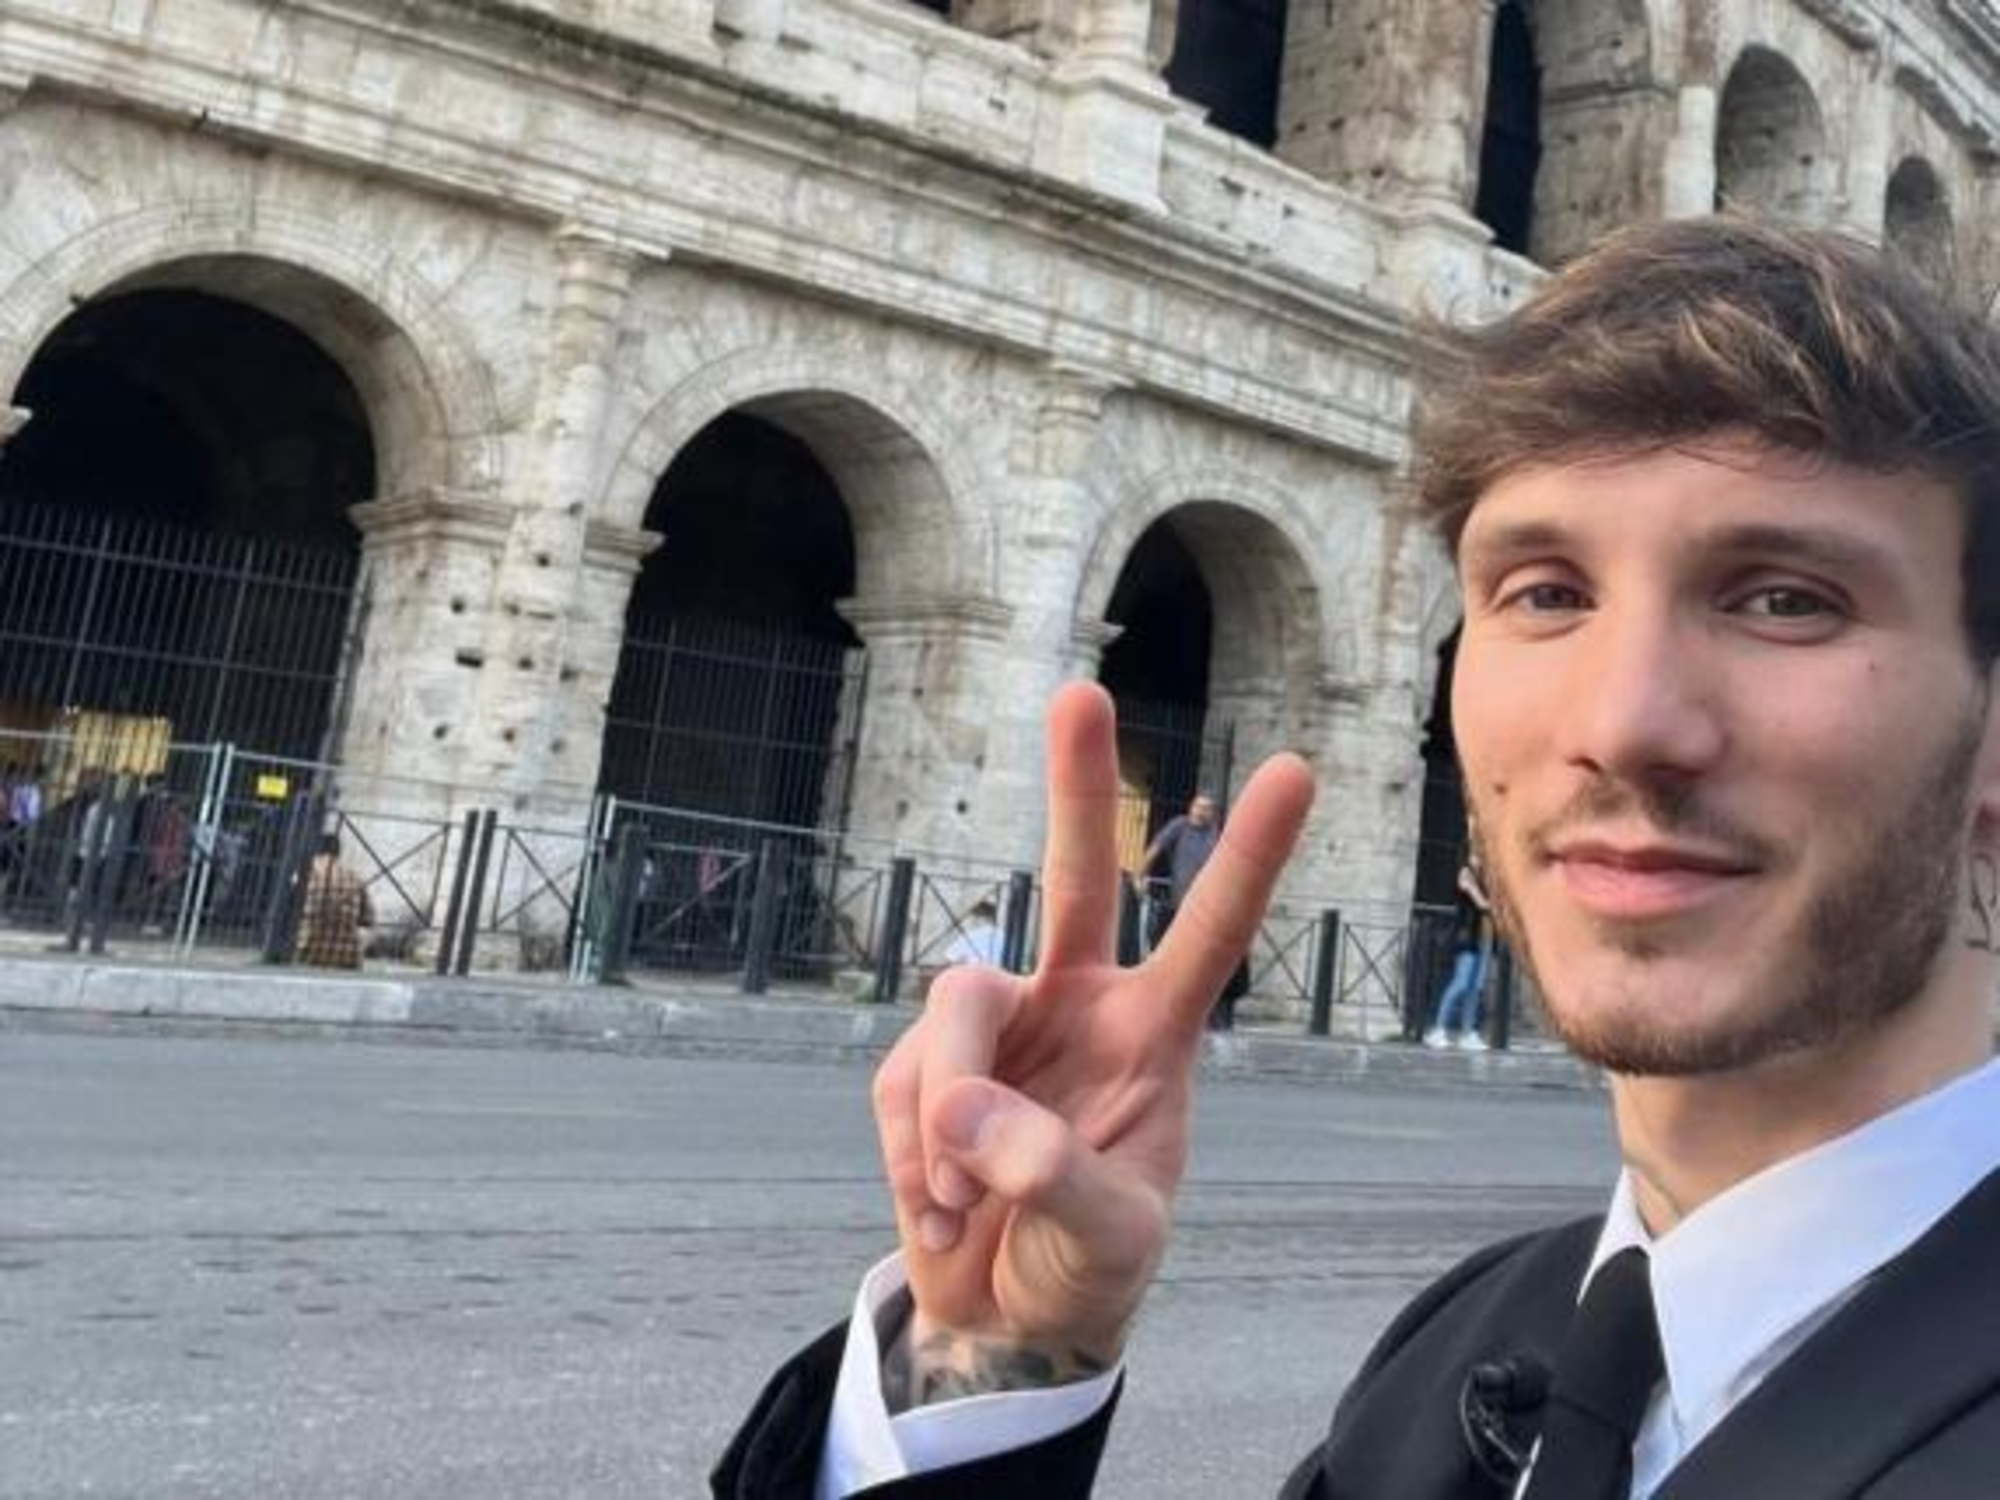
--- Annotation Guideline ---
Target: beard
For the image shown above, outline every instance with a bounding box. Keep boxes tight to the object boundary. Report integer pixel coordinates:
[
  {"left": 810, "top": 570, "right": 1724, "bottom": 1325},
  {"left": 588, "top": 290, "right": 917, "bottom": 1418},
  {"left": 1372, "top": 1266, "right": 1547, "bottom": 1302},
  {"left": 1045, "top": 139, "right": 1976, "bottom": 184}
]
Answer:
[{"left": 1469, "top": 711, "right": 1984, "bottom": 1077}]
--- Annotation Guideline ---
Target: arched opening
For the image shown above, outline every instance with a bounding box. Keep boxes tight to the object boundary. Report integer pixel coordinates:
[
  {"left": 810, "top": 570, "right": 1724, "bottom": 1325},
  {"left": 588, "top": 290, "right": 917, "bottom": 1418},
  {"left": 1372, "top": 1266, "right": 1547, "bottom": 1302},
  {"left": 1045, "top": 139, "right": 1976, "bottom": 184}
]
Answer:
[
  {"left": 1099, "top": 516, "right": 1221, "bottom": 869},
  {"left": 1166, "top": 0, "right": 1290, "bottom": 149},
  {"left": 1715, "top": 47, "right": 1833, "bottom": 222},
  {"left": 1475, "top": 0, "right": 1543, "bottom": 256},
  {"left": 1412, "top": 626, "right": 1467, "bottom": 911},
  {"left": 601, "top": 411, "right": 862, "bottom": 832},
  {"left": 1885, "top": 156, "right": 1954, "bottom": 286},
  {"left": 1091, "top": 499, "right": 1321, "bottom": 876},
  {"left": 0, "top": 287, "right": 372, "bottom": 769}
]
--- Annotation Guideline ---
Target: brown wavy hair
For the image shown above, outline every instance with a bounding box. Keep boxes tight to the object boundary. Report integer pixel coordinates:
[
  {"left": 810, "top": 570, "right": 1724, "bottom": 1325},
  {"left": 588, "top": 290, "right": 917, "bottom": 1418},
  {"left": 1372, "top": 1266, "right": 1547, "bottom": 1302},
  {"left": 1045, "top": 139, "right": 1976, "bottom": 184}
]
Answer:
[{"left": 1411, "top": 216, "right": 2000, "bottom": 666}]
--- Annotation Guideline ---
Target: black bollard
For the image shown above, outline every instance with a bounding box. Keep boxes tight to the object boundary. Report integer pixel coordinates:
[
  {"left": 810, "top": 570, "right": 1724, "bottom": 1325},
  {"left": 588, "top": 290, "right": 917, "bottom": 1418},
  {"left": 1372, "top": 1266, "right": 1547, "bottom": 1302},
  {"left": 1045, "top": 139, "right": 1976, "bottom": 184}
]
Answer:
[
  {"left": 1308, "top": 908, "right": 1341, "bottom": 1037},
  {"left": 741, "top": 840, "right": 785, "bottom": 995},
  {"left": 872, "top": 856, "right": 916, "bottom": 1004},
  {"left": 1000, "top": 869, "right": 1035, "bottom": 973}
]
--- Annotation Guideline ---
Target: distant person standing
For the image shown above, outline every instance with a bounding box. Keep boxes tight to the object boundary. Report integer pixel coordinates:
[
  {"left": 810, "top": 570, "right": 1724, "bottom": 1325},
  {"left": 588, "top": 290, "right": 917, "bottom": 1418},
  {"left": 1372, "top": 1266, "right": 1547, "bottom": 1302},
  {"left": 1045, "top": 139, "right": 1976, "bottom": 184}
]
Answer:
[
  {"left": 9, "top": 766, "right": 44, "bottom": 830},
  {"left": 1423, "top": 863, "right": 1494, "bottom": 1051},
  {"left": 1139, "top": 792, "right": 1219, "bottom": 942},
  {"left": 294, "top": 833, "right": 372, "bottom": 970},
  {"left": 1141, "top": 792, "right": 1247, "bottom": 1029},
  {"left": 943, "top": 897, "right": 1005, "bottom": 969}
]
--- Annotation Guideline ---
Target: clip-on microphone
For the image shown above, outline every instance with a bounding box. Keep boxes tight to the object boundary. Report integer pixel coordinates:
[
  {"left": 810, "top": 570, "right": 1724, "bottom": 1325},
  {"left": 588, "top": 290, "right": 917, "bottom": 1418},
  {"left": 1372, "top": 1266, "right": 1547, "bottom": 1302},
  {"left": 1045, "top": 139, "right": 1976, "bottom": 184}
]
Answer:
[{"left": 1458, "top": 1354, "right": 1551, "bottom": 1489}]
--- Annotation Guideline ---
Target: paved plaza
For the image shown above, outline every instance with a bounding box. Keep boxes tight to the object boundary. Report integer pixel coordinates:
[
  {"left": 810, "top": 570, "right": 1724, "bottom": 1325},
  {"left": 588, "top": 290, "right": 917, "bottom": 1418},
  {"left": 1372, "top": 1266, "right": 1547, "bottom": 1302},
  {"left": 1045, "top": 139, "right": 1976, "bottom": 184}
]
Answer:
[{"left": 0, "top": 1028, "right": 1616, "bottom": 1498}]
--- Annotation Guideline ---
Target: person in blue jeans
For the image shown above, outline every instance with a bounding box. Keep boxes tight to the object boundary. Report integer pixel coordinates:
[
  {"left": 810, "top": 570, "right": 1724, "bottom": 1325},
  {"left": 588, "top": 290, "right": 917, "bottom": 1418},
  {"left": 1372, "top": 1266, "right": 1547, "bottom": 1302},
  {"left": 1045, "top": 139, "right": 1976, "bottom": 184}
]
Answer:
[{"left": 1424, "top": 863, "right": 1493, "bottom": 1051}]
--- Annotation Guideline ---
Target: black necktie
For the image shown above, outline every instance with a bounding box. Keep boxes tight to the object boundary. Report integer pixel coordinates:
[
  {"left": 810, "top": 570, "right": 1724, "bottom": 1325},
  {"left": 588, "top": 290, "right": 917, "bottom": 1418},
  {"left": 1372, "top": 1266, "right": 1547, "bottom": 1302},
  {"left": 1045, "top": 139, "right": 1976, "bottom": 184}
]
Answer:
[{"left": 1519, "top": 1247, "right": 1665, "bottom": 1500}]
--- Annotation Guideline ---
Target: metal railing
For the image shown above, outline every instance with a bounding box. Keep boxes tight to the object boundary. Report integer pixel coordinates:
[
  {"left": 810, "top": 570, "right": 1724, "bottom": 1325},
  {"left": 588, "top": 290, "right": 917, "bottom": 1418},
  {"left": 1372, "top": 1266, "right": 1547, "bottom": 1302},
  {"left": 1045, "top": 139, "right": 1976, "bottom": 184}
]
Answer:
[
  {"left": 0, "top": 728, "right": 1528, "bottom": 1045},
  {"left": 0, "top": 497, "right": 359, "bottom": 763}
]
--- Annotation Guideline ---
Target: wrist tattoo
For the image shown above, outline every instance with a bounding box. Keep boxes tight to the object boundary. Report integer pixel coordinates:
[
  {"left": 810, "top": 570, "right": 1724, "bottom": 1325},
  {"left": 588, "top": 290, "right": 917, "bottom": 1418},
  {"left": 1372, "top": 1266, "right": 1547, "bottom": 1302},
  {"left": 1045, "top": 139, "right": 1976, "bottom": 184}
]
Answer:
[{"left": 881, "top": 1311, "right": 1111, "bottom": 1414}]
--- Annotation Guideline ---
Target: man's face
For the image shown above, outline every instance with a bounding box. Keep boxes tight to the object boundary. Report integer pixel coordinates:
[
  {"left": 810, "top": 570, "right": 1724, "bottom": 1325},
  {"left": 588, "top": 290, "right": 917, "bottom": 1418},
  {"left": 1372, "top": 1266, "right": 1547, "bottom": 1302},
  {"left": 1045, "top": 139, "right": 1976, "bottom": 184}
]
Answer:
[
  {"left": 1188, "top": 796, "right": 1217, "bottom": 828},
  {"left": 1452, "top": 440, "right": 1999, "bottom": 1075}
]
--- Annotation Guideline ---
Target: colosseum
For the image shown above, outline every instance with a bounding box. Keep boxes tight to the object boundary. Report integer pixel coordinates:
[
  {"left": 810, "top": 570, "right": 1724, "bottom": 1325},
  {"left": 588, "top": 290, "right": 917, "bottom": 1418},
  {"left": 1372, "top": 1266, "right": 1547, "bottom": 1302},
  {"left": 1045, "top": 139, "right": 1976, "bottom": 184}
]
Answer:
[{"left": 2, "top": 0, "right": 1997, "bottom": 976}]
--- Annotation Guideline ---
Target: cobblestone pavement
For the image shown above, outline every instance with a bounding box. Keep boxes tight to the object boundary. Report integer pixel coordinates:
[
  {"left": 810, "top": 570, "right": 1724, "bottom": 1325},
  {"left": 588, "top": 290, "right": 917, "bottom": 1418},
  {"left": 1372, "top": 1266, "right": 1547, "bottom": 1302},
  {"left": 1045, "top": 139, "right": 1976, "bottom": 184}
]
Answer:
[{"left": 0, "top": 1030, "right": 1616, "bottom": 1498}]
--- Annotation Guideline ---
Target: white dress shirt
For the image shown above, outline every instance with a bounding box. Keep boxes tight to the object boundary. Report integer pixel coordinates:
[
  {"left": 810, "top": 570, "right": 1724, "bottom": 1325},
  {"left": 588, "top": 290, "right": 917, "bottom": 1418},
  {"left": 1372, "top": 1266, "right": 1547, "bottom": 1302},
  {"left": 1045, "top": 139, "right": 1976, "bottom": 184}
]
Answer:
[{"left": 820, "top": 1057, "right": 2000, "bottom": 1499}]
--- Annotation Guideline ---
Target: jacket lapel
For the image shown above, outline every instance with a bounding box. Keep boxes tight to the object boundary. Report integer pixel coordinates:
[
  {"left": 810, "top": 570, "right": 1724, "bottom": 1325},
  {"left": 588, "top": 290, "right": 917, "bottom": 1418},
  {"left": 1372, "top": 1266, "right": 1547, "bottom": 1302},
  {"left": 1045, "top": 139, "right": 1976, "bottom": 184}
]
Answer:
[{"left": 1654, "top": 1166, "right": 2000, "bottom": 1498}]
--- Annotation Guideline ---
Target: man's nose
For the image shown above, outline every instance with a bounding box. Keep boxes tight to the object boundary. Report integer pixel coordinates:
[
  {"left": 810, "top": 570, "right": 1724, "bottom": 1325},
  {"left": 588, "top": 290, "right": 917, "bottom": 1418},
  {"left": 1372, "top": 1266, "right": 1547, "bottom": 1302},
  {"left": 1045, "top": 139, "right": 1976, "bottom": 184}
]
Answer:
[{"left": 1554, "top": 605, "right": 1725, "bottom": 782}]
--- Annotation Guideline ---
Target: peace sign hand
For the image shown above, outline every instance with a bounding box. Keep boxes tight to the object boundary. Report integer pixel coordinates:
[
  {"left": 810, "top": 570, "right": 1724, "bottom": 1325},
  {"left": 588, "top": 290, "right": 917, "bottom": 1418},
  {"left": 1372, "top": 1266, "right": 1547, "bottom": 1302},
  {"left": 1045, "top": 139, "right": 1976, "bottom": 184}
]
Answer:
[{"left": 871, "top": 682, "right": 1316, "bottom": 1407}]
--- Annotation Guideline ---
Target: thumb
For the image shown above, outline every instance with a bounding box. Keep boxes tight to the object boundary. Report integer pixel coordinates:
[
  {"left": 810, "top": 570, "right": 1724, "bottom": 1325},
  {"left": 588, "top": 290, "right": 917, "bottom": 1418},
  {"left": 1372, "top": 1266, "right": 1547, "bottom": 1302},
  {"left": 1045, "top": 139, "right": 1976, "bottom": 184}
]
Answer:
[{"left": 929, "top": 1079, "right": 1166, "bottom": 1279}]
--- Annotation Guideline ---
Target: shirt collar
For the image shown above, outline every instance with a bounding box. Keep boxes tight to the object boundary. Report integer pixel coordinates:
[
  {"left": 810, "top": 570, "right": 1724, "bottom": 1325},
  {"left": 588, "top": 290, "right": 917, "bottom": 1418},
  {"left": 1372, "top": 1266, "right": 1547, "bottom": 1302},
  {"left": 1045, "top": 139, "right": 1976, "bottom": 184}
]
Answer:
[{"left": 1587, "top": 1057, "right": 2000, "bottom": 1450}]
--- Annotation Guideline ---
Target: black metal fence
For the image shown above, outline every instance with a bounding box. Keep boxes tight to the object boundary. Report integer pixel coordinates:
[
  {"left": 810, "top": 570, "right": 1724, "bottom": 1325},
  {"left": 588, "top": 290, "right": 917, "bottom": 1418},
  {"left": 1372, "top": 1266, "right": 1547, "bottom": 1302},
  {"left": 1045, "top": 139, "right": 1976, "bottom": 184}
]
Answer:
[
  {"left": 0, "top": 499, "right": 360, "bottom": 764},
  {"left": 599, "top": 612, "right": 865, "bottom": 834},
  {"left": 0, "top": 728, "right": 1524, "bottom": 1045}
]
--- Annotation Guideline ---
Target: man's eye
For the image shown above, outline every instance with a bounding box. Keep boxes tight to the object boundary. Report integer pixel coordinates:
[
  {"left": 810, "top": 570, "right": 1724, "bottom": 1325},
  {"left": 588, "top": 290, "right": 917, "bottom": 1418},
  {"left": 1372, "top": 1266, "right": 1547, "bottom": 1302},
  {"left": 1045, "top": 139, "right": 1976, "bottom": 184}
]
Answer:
[
  {"left": 1506, "top": 582, "right": 1588, "bottom": 613},
  {"left": 1736, "top": 587, "right": 1835, "bottom": 620}
]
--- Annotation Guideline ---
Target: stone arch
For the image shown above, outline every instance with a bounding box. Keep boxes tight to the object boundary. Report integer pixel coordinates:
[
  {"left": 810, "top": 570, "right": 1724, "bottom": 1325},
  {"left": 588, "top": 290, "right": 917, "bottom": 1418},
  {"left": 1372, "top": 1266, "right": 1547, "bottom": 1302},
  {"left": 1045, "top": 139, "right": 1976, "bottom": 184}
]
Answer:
[
  {"left": 1885, "top": 155, "right": 1954, "bottom": 286},
  {"left": 604, "top": 346, "right": 987, "bottom": 603},
  {"left": 0, "top": 200, "right": 502, "bottom": 501},
  {"left": 1076, "top": 465, "right": 1334, "bottom": 687},
  {"left": 1080, "top": 468, "right": 1332, "bottom": 855},
  {"left": 1519, "top": 0, "right": 1663, "bottom": 264},
  {"left": 1715, "top": 45, "right": 1835, "bottom": 223}
]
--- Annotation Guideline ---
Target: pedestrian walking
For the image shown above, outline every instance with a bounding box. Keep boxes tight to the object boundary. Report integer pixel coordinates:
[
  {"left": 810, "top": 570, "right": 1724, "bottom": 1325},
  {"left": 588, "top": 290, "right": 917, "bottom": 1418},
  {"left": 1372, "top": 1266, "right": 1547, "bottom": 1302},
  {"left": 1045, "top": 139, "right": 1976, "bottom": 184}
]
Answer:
[
  {"left": 1139, "top": 793, "right": 1250, "bottom": 1029},
  {"left": 1423, "top": 863, "right": 1495, "bottom": 1051}
]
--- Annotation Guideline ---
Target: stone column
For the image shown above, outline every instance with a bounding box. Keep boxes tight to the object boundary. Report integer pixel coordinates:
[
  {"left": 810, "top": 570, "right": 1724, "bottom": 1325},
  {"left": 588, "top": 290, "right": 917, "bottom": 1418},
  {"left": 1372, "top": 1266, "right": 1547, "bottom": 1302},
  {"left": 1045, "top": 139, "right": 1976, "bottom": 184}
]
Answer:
[
  {"left": 1023, "top": 0, "right": 1179, "bottom": 211},
  {"left": 955, "top": 0, "right": 1167, "bottom": 61},
  {"left": 1837, "top": 73, "right": 1893, "bottom": 241},
  {"left": 466, "top": 229, "right": 641, "bottom": 822},
  {"left": 339, "top": 488, "right": 518, "bottom": 817},
  {"left": 1276, "top": 0, "right": 1498, "bottom": 216},
  {"left": 938, "top": 364, "right": 1126, "bottom": 872},
  {"left": 836, "top": 593, "right": 1018, "bottom": 860},
  {"left": 1660, "top": 85, "right": 1719, "bottom": 219},
  {"left": 1311, "top": 683, "right": 1426, "bottom": 915}
]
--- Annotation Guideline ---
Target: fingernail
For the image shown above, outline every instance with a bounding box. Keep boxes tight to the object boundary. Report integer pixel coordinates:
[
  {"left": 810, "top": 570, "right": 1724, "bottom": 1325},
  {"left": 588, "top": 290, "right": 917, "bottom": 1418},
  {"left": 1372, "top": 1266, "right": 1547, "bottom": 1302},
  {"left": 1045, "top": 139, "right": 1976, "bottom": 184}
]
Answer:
[
  {"left": 918, "top": 1209, "right": 962, "bottom": 1253},
  {"left": 935, "top": 1090, "right": 1000, "bottom": 1154}
]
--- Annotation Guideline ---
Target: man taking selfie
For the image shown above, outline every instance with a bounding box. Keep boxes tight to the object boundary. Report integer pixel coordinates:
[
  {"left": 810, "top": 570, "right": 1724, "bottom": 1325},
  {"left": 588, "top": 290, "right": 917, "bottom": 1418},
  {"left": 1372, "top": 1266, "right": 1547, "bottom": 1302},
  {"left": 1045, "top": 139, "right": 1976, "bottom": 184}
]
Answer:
[{"left": 714, "top": 216, "right": 2000, "bottom": 1498}]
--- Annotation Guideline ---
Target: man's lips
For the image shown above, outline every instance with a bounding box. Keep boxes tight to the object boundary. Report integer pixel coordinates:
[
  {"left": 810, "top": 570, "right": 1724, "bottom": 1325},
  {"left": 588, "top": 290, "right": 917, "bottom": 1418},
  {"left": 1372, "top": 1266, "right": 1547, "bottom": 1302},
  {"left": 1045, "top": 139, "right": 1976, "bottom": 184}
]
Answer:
[{"left": 1546, "top": 840, "right": 1758, "bottom": 919}]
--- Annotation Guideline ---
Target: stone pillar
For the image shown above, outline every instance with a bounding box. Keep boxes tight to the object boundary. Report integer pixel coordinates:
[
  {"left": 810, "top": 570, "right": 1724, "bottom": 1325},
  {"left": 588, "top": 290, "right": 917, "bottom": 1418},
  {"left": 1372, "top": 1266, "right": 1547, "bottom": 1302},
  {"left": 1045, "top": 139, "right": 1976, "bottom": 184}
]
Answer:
[
  {"left": 942, "top": 364, "right": 1126, "bottom": 871},
  {"left": 1660, "top": 85, "right": 1719, "bottom": 219},
  {"left": 1276, "top": 0, "right": 1498, "bottom": 216},
  {"left": 837, "top": 594, "right": 1018, "bottom": 859},
  {"left": 466, "top": 229, "right": 641, "bottom": 822},
  {"left": 955, "top": 0, "right": 1168, "bottom": 61},
  {"left": 1838, "top": 74, "right": 1894, "bottom": 242},
  {"left": 1021, "top": 0, "right": 1178, "bottom": 211},
  {"left": 339, "top": 488, "right": 517, "bottom": 815},
  {"left": 1312, "top": 683, "right": 1425, "bottom": 915}
]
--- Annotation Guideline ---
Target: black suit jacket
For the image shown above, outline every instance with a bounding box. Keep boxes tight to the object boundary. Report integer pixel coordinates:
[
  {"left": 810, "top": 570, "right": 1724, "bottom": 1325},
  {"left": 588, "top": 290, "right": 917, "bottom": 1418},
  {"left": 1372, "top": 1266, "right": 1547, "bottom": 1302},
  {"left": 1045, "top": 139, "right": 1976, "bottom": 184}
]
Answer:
[{"left": 714, "top": 1167, "right": 2000, "bottom": 1498}]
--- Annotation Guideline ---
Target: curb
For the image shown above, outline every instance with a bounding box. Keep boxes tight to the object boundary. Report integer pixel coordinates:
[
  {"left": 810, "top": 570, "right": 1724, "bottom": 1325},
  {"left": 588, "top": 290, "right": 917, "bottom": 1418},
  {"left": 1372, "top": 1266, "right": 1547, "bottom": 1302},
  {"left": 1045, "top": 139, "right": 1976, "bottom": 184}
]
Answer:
[{"left": 0, "top": 954, "right": 1600, "bottom": 1092}]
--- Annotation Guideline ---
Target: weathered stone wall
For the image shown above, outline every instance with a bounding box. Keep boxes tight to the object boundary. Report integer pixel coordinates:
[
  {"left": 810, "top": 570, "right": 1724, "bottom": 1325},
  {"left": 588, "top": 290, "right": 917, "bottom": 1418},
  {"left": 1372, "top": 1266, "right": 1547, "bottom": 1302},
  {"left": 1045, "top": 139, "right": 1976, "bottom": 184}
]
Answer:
[{"left": 1, "top": 0, "right": 1997, "bottom": 917}]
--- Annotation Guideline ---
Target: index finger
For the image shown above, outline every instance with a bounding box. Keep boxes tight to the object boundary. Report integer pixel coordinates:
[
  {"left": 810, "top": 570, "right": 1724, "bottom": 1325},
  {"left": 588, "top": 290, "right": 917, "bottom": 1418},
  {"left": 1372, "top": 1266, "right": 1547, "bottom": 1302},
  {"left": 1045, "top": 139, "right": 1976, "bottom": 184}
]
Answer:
[
  {"left": 1147, "top": 752, "right": 1316, "bottom": 1029},
  {"left": 1035, "top": 682, "right": 1124, "bottom": 971}
]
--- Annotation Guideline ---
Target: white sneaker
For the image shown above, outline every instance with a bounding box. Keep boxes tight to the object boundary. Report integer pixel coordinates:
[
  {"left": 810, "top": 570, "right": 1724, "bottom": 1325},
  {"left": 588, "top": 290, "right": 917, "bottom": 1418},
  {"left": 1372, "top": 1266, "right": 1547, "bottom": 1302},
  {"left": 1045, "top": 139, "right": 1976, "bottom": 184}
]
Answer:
[
  {"left": 1457, "top": 1032, "right": 1489, "bottom": 1053},
  {"left": 1422, "top": 1028, "right": 1451, "bottom": 1049}
]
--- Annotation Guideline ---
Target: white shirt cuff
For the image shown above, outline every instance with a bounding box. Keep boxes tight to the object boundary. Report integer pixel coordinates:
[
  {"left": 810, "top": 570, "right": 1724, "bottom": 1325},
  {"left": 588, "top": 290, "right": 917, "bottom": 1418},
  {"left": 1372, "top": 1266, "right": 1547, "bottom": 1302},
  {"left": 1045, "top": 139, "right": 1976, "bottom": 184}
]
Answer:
[{"left": 815, "top": 1252, "right": 1123, "bottom": 1500}]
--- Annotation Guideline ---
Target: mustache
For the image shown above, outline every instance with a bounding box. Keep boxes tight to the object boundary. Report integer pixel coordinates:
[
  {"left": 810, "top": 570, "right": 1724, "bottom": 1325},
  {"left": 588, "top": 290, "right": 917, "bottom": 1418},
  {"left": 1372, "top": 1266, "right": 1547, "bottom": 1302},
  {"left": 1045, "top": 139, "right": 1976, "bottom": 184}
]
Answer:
[{"left": 1519, "top": 778, "right": 1782, "bottom": 868}]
